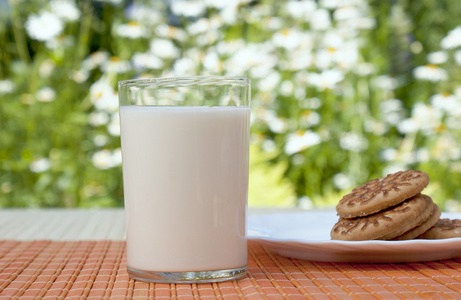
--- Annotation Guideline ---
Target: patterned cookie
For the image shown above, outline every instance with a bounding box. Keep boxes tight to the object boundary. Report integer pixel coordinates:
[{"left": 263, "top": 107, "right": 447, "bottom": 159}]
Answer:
[
  {"left": 417, "top": 218, "right": 461, "bottom": 239},
  {"left": 336, "top": 170, "right": 430, "bottom": 218},
  {"left": 392, "top": 202, "right": 441, "bottom": 241},
  {"left": 331, "top": 194, "right": 431, "bottom": 241}
]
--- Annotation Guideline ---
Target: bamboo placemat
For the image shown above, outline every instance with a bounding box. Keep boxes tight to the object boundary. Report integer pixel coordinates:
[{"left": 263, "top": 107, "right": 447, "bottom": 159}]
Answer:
[{"left": 1, "top": 240, "right": 461, "bottom": 299}]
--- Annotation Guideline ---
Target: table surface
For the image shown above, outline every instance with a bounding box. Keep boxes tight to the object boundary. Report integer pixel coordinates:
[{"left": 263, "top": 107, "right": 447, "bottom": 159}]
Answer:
[
  {"left": 2, "top": 208, "right": 461, "bottom": 299},
  {"left": 0, "top": 207, "right": 305, "bottom": 241}
]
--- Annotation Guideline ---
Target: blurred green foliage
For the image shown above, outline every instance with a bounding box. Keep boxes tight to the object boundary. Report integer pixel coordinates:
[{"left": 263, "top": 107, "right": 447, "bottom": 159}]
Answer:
[{"left": 1, "top": 0, "right": 461, "bottom": 210}]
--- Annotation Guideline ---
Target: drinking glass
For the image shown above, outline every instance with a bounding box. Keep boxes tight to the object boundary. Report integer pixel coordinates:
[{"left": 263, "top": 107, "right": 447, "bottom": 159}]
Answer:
[{"left": 118, "top": 76, "right": 250, "bottom": 283}]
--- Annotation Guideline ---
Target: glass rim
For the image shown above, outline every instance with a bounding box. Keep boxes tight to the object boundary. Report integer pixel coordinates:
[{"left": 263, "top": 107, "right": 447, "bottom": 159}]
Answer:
[{"left": 118, "top": 75, "right": 250, "bottom": 89}]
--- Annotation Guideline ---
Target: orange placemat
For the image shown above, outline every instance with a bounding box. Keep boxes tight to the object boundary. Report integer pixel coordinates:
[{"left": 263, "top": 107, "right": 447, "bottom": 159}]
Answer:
[{"left": 1, "top": 240, "right": 461, "bottom": 299}]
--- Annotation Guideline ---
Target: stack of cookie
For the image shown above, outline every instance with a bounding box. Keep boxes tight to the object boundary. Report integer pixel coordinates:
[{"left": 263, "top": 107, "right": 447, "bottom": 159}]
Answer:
[
  {"left": 330, "top": 170, "right": 442, "bottom": 241},
  {"left": 418, "top": 218, "right": 461, "bottom": 239}
]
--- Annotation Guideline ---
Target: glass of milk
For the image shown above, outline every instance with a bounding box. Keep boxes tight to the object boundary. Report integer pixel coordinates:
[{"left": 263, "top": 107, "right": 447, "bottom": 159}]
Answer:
[{"left": 118, "top": 76, "right": 250, "bottom": 283}]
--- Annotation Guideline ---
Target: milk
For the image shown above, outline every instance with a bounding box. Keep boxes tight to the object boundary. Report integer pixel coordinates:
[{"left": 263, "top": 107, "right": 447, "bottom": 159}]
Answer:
[{"left": 120, "top": 106, "right": 250, "bottom": 272}]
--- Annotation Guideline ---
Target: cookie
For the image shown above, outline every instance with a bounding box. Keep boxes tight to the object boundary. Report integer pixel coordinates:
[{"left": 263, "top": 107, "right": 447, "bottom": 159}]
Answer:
[
  {"left": 391, "top": 202, "right": 441, "bottom": 241},
  {"left": 336, "top": 170, "right": 430, "bottom": 219},
  {"left": 331, "top": 194, "right": 431, "bottom": 241},
  {"left": 417, "top": 218, "right": 461, "bottom": 239}
]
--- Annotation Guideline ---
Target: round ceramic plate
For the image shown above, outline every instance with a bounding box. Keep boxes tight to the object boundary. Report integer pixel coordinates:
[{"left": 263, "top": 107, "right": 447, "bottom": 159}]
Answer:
[{"left": 247, "top": 210, "right": 461, "bottom": 263}]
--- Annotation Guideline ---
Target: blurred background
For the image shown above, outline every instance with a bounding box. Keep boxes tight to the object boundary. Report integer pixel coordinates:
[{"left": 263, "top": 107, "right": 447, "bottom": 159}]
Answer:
[{"left": 1, "top": 0, "right": 460, "bottom": 210}]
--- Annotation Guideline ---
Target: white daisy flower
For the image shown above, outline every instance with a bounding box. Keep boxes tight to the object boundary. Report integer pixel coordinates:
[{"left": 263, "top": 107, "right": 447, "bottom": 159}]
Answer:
[
  {"left": 36, "top": 87, "right": 56, "bottom": 102},
  {"left": 91, "top": 150, "right": 113, "bottom": 169},
  {"left": 71, "top": 69, "right": 89, "bottom": 83},
  {"left": 173, "top": 57, "right": 197, "bottom": 75},
  {"left": 355, "top": 62, "right": 376, "bottom": 76},
  {"left": 372, "top": 75, "right": 398, "bottom": 90},
  {"left": 413, "top": 64, "right": 448, "bottom": 82},
  {"left": 454, "top": 50, "right": 461, "bottom": 65},
  {"left": 294, "top": 86, "right": 306, "bottom": 101},
  {"left": 381, "top": 148, "right": 398, "bottom": 162},
  {"left": 112, "top": 148, "right": 122, "bottom": 166},
  {"left": 155, "top": 24, "right": 187, "bottom": 41},
  {"left": 333, "top": 5, "right": 361, "bottom": 21},
  {"left": 263, "top": 110, "right": 287, "bottom": 134},
  {"left": 93, "top": 134, "right": 108, "bottom": 147},
  {"left": 30, "top": 157, "right": 51, "bottom": 173},
  {"left": 455, "top": 86, "right": 461, "bottom": 99},
  {"left": 333, "top": 173, "right": 354, "bottom": 190},
  {"left": 284, "top": 130, "right": 321, "bottom": 155},
  {"left": 202, "top": 51, "right": 222, "bottom": 73},
  {"left": 301, "top": 97, "right": 322, "bottom": 109},
  {"left": 187, "top": 18, "right": 212, "bottom": 35},
  {"left": 292, "top": 153, "right": 305, "bottom": 165},
  {"left": 257, "top": 71, "right": 280, "bottom": 92},
  {"left": 82, "top": 51, "right": 110, "bottom": 71},
  {"left": 216, "top": 39, "right": 244, "bottom": 56},
  {"left": 224, "top": 43, "right": 276, "bottom": 78},
  {"left": 315, "top": 41, "right": 360, "bottom": 71},
  {"left": 265, "top": 17, "right": 283, "bottom": 31},
  {"left": 115, "top": 21, "right": 147, "bottom": 39},
  {"left": 416, "top": 148, "right": 430, "bottom": 163},
  {"left": 204, "top": 0, "right": 239, "bottom": 10},
  {"left": 440, "top": 26, "right": 461, "bottom": 49},
  {"left": 272, "top": 28, "right": 304, "bottom": 50},
  {"left": 397, "top": 103, "right": 442, "bottom": 135},
  {"left": 91, "top": 149, "right": 122, "bottom": 169},
  {"left": 364, "top": 119, "right": 387, "bottom": 136},
  {"left": 125, "top": 3, "right": 163, "bottom": 25},
  {"left": 171, "top": 0, "right": 206, "bottom": 18},
  {"left": 319, "top": 0, "right": 342, "bottom": 9},
  {"left": 344, "top": 17, "right": 376, "bottom": 30},
  {"left": 88, "top": 111, "right": 109, "bottom": 126},
  {"left": 286, "top": 0, "right": 316, "bottom": 19},
  {"left": 150, "top": 38, "right": 180, "bottom": 59},
  {"left": 25, "top": 11, "right": 63, "bottom": 42},
  {"left": 339, "top": 132, "right": 368, "bottom": 152},
  {"left": 39, "top": 60, "right": 56, "bottom": 77},
  {"left": 430, "top": 93, "right": 460, "bottom": 114},
  {"left": 283, "top": 49, "right": 313, "bottom": 71},
  {"left": 132, "top": 52, "right": 163, "bottom": 70},
  {"left": 89, "top": 80, "right": 118, "bottom": 112},
  {"left": 315, "top": 48, "right": 336, "bottom": 70},
  {"left": 300, "top": 111, "right": 321, "bottom": 127},
  {"left": 107, "top": 112, "right": 120, "bottom": 136},
  {"left": 432, "top": 133, "right": 461, "bottom": 161},
  {"left": 310, "top": 8, "right": 331, "bottom": 31},
  {"left": 307, "top": 69, "right": 344, "bottom": 91},
  {"left": 45, "top": 35, "right": 74, "bottom": 50},
  {"left": 279, "top": 80, "right": 294, "bottom": 96},
  {"left": 50, "top": 0, "right": 81, "bottom": 21},
  {"left": 427, "top": 51, "right": 448, "bottom": 64},
  {"left": 218, "top": 2, "right": 240, "bottom": 24},
  {"left": 261, "top": 139, "right": 276, "bottom": 152},
  {"left": 196, "top": 30, "right": 219, "bottom": 46},
  {"left": 379, "top": 98, "right": 405, "bottom": 125},
  {"left": 101, "top": 57, "right": 131, "bottom": 74},
  {"left": 0, "top": 80, "right": 14, "bottom": 94}
]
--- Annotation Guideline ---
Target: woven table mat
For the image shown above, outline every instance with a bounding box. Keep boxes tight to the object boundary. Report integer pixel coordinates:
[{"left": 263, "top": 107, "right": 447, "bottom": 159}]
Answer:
[{"left": 1, "top": 240, "right": 461, "bottom": 299}]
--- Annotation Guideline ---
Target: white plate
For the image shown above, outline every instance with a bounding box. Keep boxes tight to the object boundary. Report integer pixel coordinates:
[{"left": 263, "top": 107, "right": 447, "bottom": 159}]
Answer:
[{"left": 247, "top": 210, "right": 461, "bottom": 263}]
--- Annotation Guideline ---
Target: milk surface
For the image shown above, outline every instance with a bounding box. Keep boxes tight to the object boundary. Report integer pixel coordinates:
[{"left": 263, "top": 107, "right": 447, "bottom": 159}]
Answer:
[{"left": 120, "top": 106, "right": 250, "bottom": 272}]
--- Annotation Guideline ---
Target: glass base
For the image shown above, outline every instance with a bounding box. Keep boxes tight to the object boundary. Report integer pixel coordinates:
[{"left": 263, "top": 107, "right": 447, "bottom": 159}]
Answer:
[{"left": 127, "top": 266, "right": 247, "bottom": 283}]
